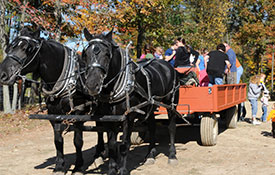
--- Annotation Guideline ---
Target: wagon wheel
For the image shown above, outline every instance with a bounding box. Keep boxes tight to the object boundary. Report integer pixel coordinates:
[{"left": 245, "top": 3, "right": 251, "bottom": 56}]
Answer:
[
  {"left": 200, "top": 115, "right": 218, "bottom": 146},
  {"left": 226, "top": 106, "right": 237, "bottom": 129}
]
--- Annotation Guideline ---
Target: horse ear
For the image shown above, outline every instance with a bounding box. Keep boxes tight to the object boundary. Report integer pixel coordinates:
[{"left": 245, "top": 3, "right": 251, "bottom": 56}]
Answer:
[
  {"left": 105, "top": 28, "right": 114, "bottom": 41},
  {"left": 84, "top": 28, "right": 93, "bottom": 41},
  {"left": 20, "top": 27, "right": 30, "bottom": 36},
  {"left": 33, "top": 28, "right": 41, "bottom": 39}
]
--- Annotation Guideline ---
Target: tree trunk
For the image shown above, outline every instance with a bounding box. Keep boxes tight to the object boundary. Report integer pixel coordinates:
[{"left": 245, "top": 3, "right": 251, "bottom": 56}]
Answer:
[
  {"left": 136, "top": 23, "right": 144, "bottom": 59},
  {"left": 3, "top": 86, "right": 12, "bottom": 113},
  {"left": 55, "top": 0, "right": 62, "bottom": 42},
  {"left": 0, "top": 0, "right": 12, "bottom": 113},
  {"left": 12, "top": 83, "right": 18, "bottom": 111}
]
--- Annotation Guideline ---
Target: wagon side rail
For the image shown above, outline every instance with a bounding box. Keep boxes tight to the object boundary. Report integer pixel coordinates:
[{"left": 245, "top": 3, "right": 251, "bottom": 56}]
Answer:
[{"left": 154, "top": 83, "right": 247, "bottom": 115}]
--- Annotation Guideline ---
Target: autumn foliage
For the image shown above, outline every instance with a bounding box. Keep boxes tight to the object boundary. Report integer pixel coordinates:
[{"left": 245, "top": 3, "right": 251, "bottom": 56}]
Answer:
[{"left": 3, "top": 0, "right": 275, "bottom": 87}]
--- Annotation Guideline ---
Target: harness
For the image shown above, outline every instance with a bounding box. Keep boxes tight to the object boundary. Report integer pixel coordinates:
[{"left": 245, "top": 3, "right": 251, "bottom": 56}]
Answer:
[
  {"left": 42, "top": 46, "right": 78, "bottom": 99},
  {"left": 6, "top": 36, "right": 83, "bottom": 112},
  {"left": 128, "top": 59, "right": 179, "bottom": 117},
  {"left": 84, "top": 39, "right": 179, "bottom": 118},
  {"left": 83, "top": 39, "right": 135, "bottom": 104}
]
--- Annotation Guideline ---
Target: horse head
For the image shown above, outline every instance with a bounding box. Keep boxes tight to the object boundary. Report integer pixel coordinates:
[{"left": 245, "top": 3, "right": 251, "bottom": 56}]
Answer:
[
  {"left": 82, "top": 28, "right": 119, "bottom": 96},
  {"left": 0, "top": 27, "right": 41, "bottom": 85}
]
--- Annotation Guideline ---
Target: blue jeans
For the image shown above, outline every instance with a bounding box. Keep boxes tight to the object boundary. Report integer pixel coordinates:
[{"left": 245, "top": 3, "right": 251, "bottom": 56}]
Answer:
[
  {"left": 261, "top": 105, "right": 267, "bottom": 122},
  {"left": 208, "top": 75, "right": 223, "bottom": 87},
  {"left": 249, "top": 98, "right": 258, "bottom": 117},
  {"left": 237, "top": 66, "right": 243, "bottom": 84}
]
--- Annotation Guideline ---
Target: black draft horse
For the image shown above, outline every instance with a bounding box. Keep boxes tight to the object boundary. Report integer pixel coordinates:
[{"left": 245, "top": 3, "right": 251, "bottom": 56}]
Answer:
[
  {"left": 0, "top": 27, "right": 91, "bottom": 175},
  {"left": 81, "top": 28, "right": 180, "bottom": 175}
]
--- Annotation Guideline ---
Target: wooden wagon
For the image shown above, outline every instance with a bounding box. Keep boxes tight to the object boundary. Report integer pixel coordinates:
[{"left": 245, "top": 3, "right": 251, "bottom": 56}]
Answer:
[
  {"left": 29, "top": 67, "right": 246, "bottom": 146},
  {"left": 154, "top": 82, "right": 246, "bottom": 146}
]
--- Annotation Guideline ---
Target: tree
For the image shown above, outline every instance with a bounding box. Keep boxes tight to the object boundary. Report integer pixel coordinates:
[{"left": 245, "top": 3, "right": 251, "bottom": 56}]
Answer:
[
  {"left": 113, "top": 0, "right": 188, "bottom": 58},
  {"left": 184, "top": 0, "right": 232, "bottom": 50},
  {"left": 229, "top": 0, "right": 275, "bottom": 80}
]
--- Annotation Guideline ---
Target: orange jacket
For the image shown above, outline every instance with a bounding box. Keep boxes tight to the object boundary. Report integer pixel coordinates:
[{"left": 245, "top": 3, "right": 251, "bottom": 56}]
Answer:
[{"left": 267, "top": 110, "right": 275, "bottom": 122}]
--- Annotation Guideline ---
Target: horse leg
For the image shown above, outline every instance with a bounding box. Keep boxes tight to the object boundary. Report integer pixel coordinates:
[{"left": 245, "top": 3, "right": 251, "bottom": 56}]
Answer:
[
  {"left": 144, "top": 114, "right": 157, "bottom": 165},
  {"left": 72, "top": 122, "right": 84, "bottom": 175},
  {"left": 107, "top": 127, "right": 119, "bottom": 175},
  {"left": 119, "top": 118, "right": 134, "bottom": 175},
  {"left": 167, "top": 110, "right": 178, "bottom": 165},
  {"left": 94, "top": 122, "right": 106, "bottom": 159},
  {"left": 50, "top": 121, "right": 66, "bottom": 175}
]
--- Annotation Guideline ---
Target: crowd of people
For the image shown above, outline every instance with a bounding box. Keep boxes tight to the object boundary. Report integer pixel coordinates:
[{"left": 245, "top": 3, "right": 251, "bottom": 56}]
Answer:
[
  {"left": 139, "top": 38, "right": 274, "bottom": 133},
  {"left": 139, "top": 39, "right": 241, "bottom": 86}
]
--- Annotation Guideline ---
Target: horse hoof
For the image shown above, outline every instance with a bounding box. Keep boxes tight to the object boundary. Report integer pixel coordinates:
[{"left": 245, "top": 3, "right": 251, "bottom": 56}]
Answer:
[
  {"left": 71, "top": 172, "right": 84, "bottom": 175},
  {"left": 52, "top": 172, "right": 65, "bottom": 175},
  {"left": 89, "top": 156, "right": 104, "bottom": 169},
  {"left": 95, "top": 156, "right": 104, "bottom": 165},
  {"left": 144, "top": 158, "right": 155, "bottom": 165},
  {"left": 168, "top": 158, "right": 178, "bottom": 165}
]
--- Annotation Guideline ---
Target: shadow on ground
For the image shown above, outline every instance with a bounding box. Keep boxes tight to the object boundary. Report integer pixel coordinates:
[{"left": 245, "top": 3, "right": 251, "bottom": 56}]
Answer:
[{"left": 34, "top": 122, "right": 230, "bottom": 174}]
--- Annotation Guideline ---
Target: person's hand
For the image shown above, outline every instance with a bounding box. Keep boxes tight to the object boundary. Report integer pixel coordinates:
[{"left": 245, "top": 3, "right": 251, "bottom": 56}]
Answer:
[
  {"left": 172, "top": 50, "right": 176, "bottom": 55},
  {"left": 224, "top": 68, "right": 229, "bottom": 74}
]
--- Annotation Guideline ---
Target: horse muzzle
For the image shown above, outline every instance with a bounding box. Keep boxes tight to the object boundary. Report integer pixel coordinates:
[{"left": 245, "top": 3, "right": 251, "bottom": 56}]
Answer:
[
  {"left": 85, "top": 76, "right": 104, "bottom": 96},
  {"left": 0, "top": 72, "right": 17, "bottom": 85}
]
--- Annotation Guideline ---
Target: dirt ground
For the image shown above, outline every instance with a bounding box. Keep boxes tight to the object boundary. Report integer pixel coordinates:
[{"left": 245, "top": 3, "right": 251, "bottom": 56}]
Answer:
[{"left": 1, "top": 101, "right": 275, "bottom": 175}]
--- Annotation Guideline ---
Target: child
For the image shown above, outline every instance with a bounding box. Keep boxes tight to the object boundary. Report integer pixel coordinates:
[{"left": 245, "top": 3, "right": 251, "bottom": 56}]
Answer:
[
  {"left": 247, "top": 75, "right": 263, "bottom": 125},
  {"left": 267, "top": 103, "right": 275, "bottom": 138},
  {"left": 260, "top": 91, "right": 269, "bottom": 122}
]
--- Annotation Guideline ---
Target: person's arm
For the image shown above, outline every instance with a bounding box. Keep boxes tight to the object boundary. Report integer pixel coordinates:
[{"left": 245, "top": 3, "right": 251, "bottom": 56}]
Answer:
[
  {"left": 250, "top": 83, "right": 262, "bottom": 95},
  {"left": 265, "top": 98, "right": 269, "bottom": 105},
  {"left": 165, "top": 50, "right": 176, "bottom": 61},
  {"left": 204, "top": 55, "right": 209, "bottom": 70},
  {"left": 195, "top": 58, "right": 201, "bottom": 71},
  {"left": 225, "top": 60, "right": 231, "bottom": 74}
]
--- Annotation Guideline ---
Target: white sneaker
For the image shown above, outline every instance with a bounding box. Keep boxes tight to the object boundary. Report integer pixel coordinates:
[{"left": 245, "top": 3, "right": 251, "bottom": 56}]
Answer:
[{"left": 252, "top": 120, "right": 261, "bottom": 125}]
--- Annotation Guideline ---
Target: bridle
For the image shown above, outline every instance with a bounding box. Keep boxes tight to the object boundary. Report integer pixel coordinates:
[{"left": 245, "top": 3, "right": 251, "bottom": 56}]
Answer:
[
  {"left": 83, "top": 38, "right": 113, "bottom": 79},
  {"left": 6, "top": 36, "right": 43, "bottom": 71},
  {"left": 81, "top": 38, "right": 134, "bottom": 103}
]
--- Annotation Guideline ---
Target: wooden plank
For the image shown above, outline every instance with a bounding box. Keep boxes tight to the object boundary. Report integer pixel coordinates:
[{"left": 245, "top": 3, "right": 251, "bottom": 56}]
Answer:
[{"left": 29, "top": 114, "right": 126, "bottom": 122}]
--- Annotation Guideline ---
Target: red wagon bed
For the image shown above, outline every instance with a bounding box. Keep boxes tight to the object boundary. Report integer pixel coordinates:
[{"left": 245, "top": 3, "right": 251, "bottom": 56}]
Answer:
[{"left": 155, "top": 83, "right": 247, "bottom": 115}]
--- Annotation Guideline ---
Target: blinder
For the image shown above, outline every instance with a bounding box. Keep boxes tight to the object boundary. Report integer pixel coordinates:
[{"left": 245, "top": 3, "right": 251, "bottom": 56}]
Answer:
[
  {"left": 6, "top": 54, "right": 24, "bottom": 65},
  {"left": 5, "top": 36, "right": 41, "bottom": 67}
]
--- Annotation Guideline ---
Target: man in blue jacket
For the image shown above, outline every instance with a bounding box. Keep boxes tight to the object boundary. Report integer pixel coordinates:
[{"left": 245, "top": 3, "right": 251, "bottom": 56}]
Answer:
[{"left": 224, "top": 43, "right": 237, "bottom": 84}]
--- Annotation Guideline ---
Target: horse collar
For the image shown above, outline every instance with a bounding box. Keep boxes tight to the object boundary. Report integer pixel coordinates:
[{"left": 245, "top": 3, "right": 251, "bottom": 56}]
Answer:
[
  {"left": 42, "top": 46, "right": 78, "bottom": 99},
  {"left": 101, "top": 48, "right": 135, "bottom": 103}
]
